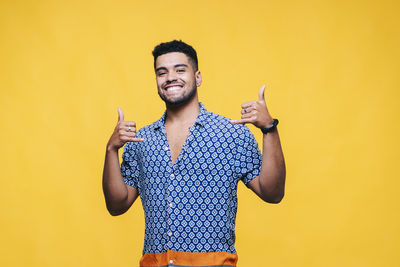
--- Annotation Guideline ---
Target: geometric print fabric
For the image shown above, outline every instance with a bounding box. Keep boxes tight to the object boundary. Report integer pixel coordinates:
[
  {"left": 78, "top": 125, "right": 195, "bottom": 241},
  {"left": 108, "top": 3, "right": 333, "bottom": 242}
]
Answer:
[{"left": 121, "top": 102, "right": 262, "bottom": 256}]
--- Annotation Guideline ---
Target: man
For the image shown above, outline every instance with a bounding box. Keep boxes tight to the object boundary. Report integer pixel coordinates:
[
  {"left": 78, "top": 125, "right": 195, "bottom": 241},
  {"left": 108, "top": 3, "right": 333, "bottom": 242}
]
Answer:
[{"left": 102, "top": 40, "right": 286, "bottom": 267}]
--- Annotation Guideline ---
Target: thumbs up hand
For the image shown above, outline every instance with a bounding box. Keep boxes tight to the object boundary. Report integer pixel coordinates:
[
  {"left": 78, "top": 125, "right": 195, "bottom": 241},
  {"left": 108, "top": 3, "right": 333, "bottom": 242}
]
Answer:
[
  {"left": 230, "top": 85, "right": 274, "bottom": 129},
  {"left": 107, "top": 108, "right": 144, "bottom": 152}
]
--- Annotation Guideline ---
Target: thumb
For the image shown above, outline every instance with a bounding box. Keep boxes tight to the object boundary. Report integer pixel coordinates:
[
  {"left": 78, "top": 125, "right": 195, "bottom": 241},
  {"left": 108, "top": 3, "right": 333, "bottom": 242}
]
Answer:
[
  {"left": 118, "top": 107, "right": 124, "bottom": 122},
  {"left": 258, "top": 85, "right": 266, "bottom": 103}
]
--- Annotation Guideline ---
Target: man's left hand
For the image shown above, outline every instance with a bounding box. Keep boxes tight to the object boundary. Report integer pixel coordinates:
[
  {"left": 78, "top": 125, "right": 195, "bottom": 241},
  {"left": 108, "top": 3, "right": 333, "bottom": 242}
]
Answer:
[{"left": 231, "top": 85, "right": 274, "bottom": 129}]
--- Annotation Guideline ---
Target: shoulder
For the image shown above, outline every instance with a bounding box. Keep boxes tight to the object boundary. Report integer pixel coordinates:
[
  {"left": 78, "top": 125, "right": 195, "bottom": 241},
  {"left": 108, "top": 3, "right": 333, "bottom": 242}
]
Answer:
[
  {"left": 136, "top": 122, "right": 156, "bottom": 138},
  {"left": 205, "top": 111, "right": 253, "bottom": 137}
]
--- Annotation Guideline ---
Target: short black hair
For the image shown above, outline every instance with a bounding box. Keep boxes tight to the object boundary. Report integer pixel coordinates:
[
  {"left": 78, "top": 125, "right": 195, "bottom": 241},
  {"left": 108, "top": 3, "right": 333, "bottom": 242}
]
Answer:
[{"left": 152, "top": 40, "right": 198, "bottom": 70}]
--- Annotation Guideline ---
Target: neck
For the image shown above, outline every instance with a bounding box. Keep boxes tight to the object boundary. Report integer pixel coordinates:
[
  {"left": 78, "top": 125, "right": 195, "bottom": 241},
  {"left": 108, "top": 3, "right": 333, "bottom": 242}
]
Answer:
[{"left": 165, "top": 97, "right": 200, "bottom": 126}]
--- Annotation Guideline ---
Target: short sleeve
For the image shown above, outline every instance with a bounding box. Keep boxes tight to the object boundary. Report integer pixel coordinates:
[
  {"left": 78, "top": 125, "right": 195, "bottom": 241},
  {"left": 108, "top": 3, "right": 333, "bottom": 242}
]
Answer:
[
  {"left": 121, "top": 142, "right": 141, "bottom": 191},
  {"left": 234, "top": 126, "right": 262, "bottom": 187}
]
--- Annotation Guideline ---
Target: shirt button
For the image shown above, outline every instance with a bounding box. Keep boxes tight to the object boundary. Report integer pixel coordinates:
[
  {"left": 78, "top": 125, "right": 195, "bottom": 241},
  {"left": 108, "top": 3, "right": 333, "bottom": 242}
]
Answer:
[
  {"left": 168, "top": 231, "right": 172, "bottom": 237},
  {"left": 169, "top": 203, "right": 173, "bottom": 208},
  {"left": 164, "top": 146, "right": 168, "bottom": 151},
  {"left": 170, "top": 173, "right": 174, "bottom": 178}
]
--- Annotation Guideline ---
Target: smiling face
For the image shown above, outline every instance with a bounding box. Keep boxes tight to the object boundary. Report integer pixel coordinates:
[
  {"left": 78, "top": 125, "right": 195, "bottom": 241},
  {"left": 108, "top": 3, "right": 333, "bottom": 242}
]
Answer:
[{"left": 155, "top": 52, "right": 202, "bottom": 106}]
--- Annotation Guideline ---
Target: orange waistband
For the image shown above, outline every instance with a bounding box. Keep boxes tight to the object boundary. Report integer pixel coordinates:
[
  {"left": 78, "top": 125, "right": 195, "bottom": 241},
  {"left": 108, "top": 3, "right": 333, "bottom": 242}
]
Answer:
[{"left": 140, "top": 250, "right": 238, "bottom": 267}]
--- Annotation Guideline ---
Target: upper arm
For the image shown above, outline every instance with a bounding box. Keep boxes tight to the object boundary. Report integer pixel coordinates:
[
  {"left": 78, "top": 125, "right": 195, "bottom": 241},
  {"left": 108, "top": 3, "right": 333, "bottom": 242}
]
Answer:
[
  {"left": 106, "top": 184, "right": 139, "bottom": 216},
  {"left": 111, "top": 184, "right": 139, "bottom": 216},
  {"left": 125, "top": 184, "right": 139, "bottom": 209},
  {"left": 247, "top": 176, "right": 265, "bottom": 201},
  {"left": 247, "top": 176, "right": 284, "bottom": 204}
]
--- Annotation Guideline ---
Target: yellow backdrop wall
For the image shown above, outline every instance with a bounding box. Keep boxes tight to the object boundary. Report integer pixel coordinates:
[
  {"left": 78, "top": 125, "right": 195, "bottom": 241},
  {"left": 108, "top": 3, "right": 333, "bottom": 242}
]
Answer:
[{"left": 1, "top": 0, "right": 399, "bottom": 266}]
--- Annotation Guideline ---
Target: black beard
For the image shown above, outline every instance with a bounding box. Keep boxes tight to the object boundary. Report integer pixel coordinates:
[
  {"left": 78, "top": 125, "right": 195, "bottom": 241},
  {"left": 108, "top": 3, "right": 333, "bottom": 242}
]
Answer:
[{"left": 159, "top": 84, "right": 197, "bottom": 106}]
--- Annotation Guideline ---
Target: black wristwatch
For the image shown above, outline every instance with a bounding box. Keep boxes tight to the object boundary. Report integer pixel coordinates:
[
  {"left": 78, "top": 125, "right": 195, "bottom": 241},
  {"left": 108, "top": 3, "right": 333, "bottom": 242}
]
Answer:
[{"left": 260, "top": 119, "right": 279, "bottom": 134}]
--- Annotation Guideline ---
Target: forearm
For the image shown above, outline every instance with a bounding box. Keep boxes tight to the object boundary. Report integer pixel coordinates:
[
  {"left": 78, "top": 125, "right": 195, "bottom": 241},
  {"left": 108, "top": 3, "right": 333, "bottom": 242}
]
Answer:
[
  {"left": 102, "top": 146, "right": 129, "bottom": 214},
  {"left": 258, "top": 129, "right": 286, "bottom": 203}
]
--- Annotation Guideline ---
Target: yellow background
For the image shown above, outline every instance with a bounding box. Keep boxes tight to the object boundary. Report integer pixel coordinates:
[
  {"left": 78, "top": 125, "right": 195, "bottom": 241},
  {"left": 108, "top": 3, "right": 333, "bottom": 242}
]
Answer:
[{"left": 1, "top": 0, "right": 399, "bottom": 266}]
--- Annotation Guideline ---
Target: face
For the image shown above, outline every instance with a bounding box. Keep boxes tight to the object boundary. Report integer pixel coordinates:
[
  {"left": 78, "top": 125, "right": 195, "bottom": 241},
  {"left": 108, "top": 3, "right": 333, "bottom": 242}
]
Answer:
[{"left": 155, "top": 52, "right": 202, "bottom": 106}]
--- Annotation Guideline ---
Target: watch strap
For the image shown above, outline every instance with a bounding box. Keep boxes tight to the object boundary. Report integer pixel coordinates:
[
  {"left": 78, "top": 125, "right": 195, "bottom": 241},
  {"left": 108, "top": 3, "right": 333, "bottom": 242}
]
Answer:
[{"left": 261, "top": 118, "right": 279, "bottom": 134}]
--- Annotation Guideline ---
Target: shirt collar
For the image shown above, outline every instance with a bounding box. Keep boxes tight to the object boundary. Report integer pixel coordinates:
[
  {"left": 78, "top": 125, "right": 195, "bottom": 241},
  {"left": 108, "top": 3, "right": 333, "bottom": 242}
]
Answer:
[{"left": 153, "top": 102, "right": 209, "bottom": 131}]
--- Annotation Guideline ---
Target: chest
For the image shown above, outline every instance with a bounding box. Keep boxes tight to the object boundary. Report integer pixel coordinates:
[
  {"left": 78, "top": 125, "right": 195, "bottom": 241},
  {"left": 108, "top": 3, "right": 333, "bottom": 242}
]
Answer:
[
  {"left": 137, "top": 126, "right": 238, "bottom": 196},
  {"left": 165, "top": 124, "right": 190, "bottom": 164}
]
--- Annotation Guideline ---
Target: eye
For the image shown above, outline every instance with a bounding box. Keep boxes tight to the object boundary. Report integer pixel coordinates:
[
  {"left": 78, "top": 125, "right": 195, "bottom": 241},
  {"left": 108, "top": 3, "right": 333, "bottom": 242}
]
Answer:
[
  {"left": 158, "top": 72, "right": 166, "bottom": 76},
  {"left": 177, "top": 69, "right": 185, "bottom": 73}
]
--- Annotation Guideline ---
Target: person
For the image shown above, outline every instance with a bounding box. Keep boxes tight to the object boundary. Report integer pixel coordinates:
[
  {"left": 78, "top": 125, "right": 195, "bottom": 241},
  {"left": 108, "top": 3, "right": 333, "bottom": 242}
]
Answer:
[{"left": 102, "top": 40, "right": 286, "bottom": 267}]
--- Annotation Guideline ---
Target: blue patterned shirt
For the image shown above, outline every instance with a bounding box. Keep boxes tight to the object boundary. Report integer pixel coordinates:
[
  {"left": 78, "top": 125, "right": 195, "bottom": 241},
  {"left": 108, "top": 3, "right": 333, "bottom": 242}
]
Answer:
[{"left": 121, "top": 102, "right": 262, "bottom": 265}]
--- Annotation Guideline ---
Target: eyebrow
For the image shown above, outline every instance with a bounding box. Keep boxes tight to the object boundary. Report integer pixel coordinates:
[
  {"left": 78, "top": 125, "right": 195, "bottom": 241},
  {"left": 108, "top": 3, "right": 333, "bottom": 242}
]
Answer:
[{"left": 155, "top": 64, "right": 188, "bottom": 72}]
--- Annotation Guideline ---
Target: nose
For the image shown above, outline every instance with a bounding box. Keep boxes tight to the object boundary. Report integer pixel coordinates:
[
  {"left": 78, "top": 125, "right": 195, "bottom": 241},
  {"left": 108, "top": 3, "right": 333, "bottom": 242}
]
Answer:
[{"left": 166, "top": 71, "right": 177, "bottom": 82}]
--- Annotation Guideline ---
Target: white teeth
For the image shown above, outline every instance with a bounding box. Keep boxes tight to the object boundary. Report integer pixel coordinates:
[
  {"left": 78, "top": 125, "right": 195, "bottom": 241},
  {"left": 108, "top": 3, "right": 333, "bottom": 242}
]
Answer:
[{"left": 167, "top": 86, "right": 182, "bottom": 91}]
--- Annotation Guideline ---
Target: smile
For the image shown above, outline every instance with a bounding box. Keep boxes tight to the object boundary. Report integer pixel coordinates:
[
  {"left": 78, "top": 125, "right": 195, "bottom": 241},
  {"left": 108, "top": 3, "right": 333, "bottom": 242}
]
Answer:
[{"left": 165, "top": 85, "right": 183, "bottom": 91}]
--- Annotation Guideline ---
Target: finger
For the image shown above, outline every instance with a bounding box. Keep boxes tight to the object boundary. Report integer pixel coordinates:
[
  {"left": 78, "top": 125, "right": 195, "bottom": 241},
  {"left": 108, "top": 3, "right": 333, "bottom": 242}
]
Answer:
[
  {"left": 119, "top": 128, "right": 137, "bottom": 135},
  {"left": 258, "top": 85, "right": 266, "bottom": 103},
  {"left": 123, "top": 123, "right": 136, "bottom": 133},
  {"left": 120, "top": 121, "right": 136, "bottom": 128},
  {"left": 123, "top": 137, "right": 145, "bottom": 142},
  {"left": 124, "top": 126, "right": 136, "bottom": 132},
  {"left": 230, "top": 118, "right": 253, "bottom": 125},
  {"left": 241, "top": 101, "right": 256, "bottom": 109},
  {"left": 130, "top": 138, "right": 145, "bottom": 142},
  {"left": 241, "top": 112, "right": 255, "bottom": 119},
  {"left": 120, "top": 135, "right": 144, "bottom": 143},
  {"left": 241, "top": 106, "right": 255, "bottom": 115},
  {"left": 118, "top": 107, "right": 124, "bottom": 122}
]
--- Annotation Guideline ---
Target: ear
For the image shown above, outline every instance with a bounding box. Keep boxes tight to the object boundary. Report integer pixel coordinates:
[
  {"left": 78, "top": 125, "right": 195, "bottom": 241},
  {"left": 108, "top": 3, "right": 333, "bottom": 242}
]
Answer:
[{"left": 195, "top": 70, "right": 202, "bottom": 86}]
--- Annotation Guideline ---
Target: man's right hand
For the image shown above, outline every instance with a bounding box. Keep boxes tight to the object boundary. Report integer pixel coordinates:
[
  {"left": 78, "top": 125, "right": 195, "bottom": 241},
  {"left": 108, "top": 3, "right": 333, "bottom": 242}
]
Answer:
[{"left": 107, "top": 108, "right": 144, "bottom": 152}]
